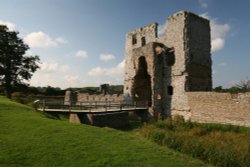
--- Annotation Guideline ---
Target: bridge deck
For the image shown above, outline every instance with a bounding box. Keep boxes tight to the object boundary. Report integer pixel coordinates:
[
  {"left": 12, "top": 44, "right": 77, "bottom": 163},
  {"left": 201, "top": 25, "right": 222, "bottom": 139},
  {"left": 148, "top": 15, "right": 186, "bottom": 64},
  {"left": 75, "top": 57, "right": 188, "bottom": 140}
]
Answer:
[{"left": 37, "top": 107, "right": 147, "bottom": 113}]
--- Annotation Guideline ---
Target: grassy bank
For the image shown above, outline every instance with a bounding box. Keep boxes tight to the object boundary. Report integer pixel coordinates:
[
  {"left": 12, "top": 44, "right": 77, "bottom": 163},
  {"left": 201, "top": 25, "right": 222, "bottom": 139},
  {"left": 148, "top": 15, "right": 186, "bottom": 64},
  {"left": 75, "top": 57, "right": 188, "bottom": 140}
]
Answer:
[
  {"left": 0, "top": 96, "right": 210, "bottom": 167},
  {"left": 139, "top": 116, "right": 250, "bottom": 167}
]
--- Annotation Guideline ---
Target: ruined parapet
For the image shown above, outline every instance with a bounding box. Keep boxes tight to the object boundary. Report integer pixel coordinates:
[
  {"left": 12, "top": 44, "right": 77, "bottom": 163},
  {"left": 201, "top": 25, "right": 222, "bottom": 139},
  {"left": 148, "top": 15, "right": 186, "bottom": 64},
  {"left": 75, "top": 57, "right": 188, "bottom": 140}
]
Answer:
[{"left": 99, "top": 84, "right": 109, "bottom": 94}]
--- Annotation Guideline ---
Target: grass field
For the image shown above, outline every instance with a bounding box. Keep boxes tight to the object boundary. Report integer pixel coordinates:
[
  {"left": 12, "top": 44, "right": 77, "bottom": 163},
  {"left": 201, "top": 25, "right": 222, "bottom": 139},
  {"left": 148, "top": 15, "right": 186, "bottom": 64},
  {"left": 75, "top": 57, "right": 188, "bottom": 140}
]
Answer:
[{"left": 0, "top": 96, "right": 211, "bottom": 167}]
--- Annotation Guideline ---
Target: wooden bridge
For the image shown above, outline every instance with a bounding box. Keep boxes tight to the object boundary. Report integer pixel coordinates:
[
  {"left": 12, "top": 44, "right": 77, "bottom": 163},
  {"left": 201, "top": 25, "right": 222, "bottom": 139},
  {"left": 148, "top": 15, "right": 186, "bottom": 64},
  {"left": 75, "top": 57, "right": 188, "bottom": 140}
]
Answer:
[
  {"left": 37, "top": 100, "right": 148, "bottom": 113},
  {"left": 36, "top": 100, "right": 149, "bottom": 128}
]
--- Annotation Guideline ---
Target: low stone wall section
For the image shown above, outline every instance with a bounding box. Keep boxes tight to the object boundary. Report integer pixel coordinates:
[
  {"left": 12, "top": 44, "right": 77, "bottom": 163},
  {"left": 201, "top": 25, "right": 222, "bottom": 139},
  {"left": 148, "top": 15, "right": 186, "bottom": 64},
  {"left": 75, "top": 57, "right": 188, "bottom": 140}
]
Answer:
[
  {"left": 77, "top": 93, "right": 124, "bottom": 103},
  {"left": 187, "top": 92, "right": 250, "bottom": 127}
]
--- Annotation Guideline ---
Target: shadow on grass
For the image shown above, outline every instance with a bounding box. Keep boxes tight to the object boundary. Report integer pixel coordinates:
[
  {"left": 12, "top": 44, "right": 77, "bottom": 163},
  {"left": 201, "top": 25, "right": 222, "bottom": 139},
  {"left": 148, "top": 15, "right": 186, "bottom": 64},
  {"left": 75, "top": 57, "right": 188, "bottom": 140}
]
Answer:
[{"left": 41, "top": 112, "right": 69, "bottom": 121}]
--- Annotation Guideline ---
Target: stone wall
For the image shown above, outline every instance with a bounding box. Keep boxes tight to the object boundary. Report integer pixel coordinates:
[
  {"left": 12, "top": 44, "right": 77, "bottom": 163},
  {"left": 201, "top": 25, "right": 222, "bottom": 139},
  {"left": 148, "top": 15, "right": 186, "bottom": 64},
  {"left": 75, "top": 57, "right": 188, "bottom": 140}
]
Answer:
[
  {"left": 123, "top": 11, "right": 212, "bottom": 118},
  {"left": 124, "top": 23, "right": 158, "bottom": 98},
  {"left": 187, "top": 92, "right": 250, "bottom": 127},
  {"left": 162, "top": 12, "right": 189, "bottom": 116},
  {"left": 185, "top": 13, "right": 212, "bottom": 91},
  {"left": 77, "top": 93, "right": 123, "bottom": 103},
  {"left": 64, "top": 91, "right": 124, "bottom": 104}
]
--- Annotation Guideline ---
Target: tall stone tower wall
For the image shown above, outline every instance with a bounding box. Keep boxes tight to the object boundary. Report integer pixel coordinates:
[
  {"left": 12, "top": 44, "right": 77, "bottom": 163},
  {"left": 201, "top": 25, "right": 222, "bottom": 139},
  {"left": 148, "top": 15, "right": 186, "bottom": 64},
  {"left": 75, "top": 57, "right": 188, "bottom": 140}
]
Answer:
[
  {"left": 161, "top": 12, "right": 191, "bottom": 116},
  {"left": 162, "top": 11, "right": 211, "bottom": 118},
  {"left": 185, "top": 13, "right": 212, "bottom": 91},
  {"left": 124, "top": 23, "right": 158, "bottom": 97},
  {"left": 124, "top": 11, "right": 212, "bottom": 119}
]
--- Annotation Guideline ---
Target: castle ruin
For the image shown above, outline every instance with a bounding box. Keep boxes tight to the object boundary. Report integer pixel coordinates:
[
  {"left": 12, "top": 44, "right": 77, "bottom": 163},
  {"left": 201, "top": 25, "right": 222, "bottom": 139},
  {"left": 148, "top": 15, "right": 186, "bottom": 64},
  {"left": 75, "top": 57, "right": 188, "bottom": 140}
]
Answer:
[
  {"left": 65, "top": 11, "right": 250, "bottom": 127},
  {"left": 124, "top": 11, "right": 212, "bottom": 120}
]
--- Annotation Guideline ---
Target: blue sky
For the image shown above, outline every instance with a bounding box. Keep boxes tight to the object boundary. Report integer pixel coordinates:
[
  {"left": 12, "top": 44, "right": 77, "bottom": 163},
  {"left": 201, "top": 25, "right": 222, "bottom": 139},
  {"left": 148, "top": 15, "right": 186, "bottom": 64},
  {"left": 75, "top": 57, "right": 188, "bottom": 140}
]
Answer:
[{"left": 0, "top": 0, "right": 249, "bottom": 88}]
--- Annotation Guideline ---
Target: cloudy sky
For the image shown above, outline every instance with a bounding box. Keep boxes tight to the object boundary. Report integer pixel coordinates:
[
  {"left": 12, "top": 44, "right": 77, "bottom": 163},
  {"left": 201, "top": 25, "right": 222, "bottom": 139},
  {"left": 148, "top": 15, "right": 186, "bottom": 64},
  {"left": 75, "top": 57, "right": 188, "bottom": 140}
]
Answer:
[{"left": 0, "top": 0, "right": 249, "bottom": 88}]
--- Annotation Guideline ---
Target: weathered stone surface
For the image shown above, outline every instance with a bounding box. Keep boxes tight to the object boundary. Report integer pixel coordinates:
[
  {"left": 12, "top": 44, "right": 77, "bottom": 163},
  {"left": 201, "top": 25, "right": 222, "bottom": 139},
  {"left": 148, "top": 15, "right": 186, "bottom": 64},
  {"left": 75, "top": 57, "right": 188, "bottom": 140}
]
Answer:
[
  {"left": 124, "top": 11, "right": 211, "bottom": 119},
  {"left": 188, "top": 92, "right": 250, "bottom": 127},
  {"left": 69, "top": 113, "right": 81, "bottom": 124}
]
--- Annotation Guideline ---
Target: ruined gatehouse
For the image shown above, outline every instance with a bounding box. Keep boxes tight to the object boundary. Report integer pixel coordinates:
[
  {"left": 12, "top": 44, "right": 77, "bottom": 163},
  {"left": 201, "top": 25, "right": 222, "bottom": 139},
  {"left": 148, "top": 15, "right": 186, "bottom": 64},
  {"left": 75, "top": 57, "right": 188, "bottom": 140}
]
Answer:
[
  {"left": 65, "top": 11, "right": 250, "bottom": 127},
  {"left": 124, "top": 11, "right": 212, "bottom": 119}
]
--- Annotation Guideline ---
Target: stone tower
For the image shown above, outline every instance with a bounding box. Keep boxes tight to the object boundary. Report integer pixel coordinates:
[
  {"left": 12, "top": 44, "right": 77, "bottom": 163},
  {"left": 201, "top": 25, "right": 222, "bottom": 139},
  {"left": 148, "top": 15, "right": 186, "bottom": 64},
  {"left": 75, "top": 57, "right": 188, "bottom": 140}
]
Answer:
[{"left": 124, "top": 11, "right": 212, "bottom": 119}]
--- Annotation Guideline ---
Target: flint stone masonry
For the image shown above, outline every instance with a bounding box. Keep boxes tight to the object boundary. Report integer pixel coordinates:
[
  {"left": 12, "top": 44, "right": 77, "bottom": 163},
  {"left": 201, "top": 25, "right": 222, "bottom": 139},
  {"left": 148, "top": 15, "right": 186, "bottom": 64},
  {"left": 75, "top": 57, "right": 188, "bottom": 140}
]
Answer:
[
  {"left": 124, "top": 11, "right": 212, "bottom": 118},
  {"left": 64, "top": 91, "right": 124, "bottom": 103},
  {"left": 188, "top": 92, "right": 250, "bottom": 127}
]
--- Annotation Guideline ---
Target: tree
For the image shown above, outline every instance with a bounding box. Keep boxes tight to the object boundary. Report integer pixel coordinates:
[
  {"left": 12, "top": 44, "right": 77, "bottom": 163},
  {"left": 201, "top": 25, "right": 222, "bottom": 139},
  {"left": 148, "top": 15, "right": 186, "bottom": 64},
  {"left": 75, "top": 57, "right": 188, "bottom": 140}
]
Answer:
[
  {"left": 213, "top": 86, "right": 223, "bottom": 92},
  {"left": 235, "top": 79, "right": 250, "bottom": 92},
  {"left": 0, "top": 25, "right": 40, "bottom": 98}
]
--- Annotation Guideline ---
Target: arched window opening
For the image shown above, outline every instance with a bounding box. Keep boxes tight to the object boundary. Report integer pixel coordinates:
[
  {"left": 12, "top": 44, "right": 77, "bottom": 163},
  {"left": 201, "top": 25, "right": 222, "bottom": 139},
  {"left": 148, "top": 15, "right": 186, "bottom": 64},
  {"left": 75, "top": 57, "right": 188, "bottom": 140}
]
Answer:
[{"left": 132, "top": 56, "right": 152, "bottom": 107}]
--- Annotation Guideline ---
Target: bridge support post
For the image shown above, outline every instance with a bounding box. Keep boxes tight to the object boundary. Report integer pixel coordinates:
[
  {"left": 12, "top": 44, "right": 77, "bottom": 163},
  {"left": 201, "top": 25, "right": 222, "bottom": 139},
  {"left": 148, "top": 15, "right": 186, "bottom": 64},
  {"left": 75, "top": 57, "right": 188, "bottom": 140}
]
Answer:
[{"left": 69, "top": 113, "right": 81, "bottom": 124}]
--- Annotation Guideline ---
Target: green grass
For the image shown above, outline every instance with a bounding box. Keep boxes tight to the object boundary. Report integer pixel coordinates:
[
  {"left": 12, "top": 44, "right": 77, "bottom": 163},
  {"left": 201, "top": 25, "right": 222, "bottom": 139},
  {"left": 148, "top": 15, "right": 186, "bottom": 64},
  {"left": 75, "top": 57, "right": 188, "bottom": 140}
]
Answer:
[{"left": 0, "top": 96, "right": 211, "bottom": 167}]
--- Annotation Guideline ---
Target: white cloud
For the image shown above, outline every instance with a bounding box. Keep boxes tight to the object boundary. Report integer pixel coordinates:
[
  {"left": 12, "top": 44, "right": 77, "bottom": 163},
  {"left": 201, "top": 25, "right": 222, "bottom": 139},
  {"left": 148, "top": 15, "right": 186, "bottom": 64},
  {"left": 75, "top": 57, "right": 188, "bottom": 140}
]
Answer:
[
  {"left": 40, "top": 62, "right": 58, "bottom": 72},
  {"left": 88, "top": 59, "right": 125, "bottom": 77},
  {"left": 211, "top": 23, "right": 230, "bottom": 40},
  {"left": 24, "top": 32, "right": 57, "bottom": 48},
  {"left": 87, "top": 67, "right": 103, "bottom": 76},
  {"left": 99, "top": 54, "right": 115, "bottom": 61},
  {"left": 76, "top": 50, "right": 88, "bottom": 58},
  {"left": 40, "top": 62, "right": 71, "bottom": 73},
  {"left": 56, "top": 37, "right": 68, "bottom": 44},
  {"left": 63, "top": 75, "right": 85, "bottom": 87},
  {"left": 60, "top": 65, "right": 70, "bottom": 72},
  {"left": 117, "top": 59, "right": 125, "bottom": 69},
  {"left": 0, "top": 19, "right": 16, "bottom": 31},
  {"left": 24, "top": 31, "right": 67, "bottom": 48},
  {"left": 199, "top": 0, "right": 208, "bottom": 8},
  {"left": 64, "top": 75, "right": 80, "bottom": 83},
  {"left": 211, "top": 38, "right": 224, "bottom": 52},
  {"left": 200, "top": 13, "right": 231, "bottom": 52},
  {"left": 30, "top": 63, "right": 84, "bottom": 88}
]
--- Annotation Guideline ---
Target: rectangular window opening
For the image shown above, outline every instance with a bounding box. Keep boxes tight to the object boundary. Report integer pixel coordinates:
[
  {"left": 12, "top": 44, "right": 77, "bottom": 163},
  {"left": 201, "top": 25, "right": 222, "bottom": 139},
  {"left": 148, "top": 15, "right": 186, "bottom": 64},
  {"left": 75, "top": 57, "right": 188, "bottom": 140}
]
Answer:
[
  {"left": 132, "top": 34, "right": 137, "bottom": 45},
  {"left": 141, "top": 37, "right": 146, "bottom": 46}
]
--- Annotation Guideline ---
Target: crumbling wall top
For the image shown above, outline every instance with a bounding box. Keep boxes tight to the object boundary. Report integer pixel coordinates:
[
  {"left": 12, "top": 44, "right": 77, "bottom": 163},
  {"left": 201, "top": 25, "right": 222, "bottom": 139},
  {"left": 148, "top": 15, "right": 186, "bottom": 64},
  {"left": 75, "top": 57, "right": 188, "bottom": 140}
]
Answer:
[{"left": 168, "top": 11, "right": 209, "bottom": 23}]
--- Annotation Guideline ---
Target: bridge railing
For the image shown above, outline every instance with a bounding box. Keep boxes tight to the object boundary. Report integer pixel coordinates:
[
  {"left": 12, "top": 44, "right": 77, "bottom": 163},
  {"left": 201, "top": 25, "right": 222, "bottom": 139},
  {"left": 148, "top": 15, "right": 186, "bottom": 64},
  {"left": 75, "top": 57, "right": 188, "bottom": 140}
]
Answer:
[{"left": 36, "top": 99, "right": 148, "bottom": 112}]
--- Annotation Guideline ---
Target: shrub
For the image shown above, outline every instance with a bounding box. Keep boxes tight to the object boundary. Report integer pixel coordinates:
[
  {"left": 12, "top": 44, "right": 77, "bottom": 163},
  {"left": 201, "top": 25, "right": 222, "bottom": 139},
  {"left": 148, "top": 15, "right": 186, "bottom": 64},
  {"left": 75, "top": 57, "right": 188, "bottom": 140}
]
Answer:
[
  {"left": 12, "top": 92, "right": 27, "bottom": 104},
  {"left": 155, "top": 119, "right": 174, "bottom": 130},
  {"left": 139, "top": 120, "right": 250, "bottom": 167},
  {"left": 148, "top": 129, "right": 166, "bottom": 145}
]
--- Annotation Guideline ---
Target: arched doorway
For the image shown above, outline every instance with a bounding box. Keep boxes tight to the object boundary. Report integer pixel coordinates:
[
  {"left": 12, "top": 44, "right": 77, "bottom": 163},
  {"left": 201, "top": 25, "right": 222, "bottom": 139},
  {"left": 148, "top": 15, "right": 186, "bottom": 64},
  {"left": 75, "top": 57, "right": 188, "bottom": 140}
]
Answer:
[{"left": 132, "top": 56, "right": 152, "bottom": 106}]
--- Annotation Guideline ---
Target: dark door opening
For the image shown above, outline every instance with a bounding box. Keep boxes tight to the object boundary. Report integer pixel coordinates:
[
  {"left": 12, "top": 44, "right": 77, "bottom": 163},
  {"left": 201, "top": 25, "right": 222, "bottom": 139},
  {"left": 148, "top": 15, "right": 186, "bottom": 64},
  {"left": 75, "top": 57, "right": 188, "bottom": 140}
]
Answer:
[{"left": 132, "top": 56, "right": 152, "bottom": 107}]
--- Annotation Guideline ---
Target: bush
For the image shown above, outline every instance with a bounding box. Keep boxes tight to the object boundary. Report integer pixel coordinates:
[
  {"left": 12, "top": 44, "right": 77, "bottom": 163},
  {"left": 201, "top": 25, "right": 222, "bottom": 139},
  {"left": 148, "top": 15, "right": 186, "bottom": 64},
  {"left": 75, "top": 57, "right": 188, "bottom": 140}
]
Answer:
[
  {"left": 139, "top": 120, "right": 250, "bottom": 167},
  {"left": 12, "top": 92, "right": 28, "bottom": 104},
  {"left": 155, "top": 119, "right": 174, "bottom": 130}
]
